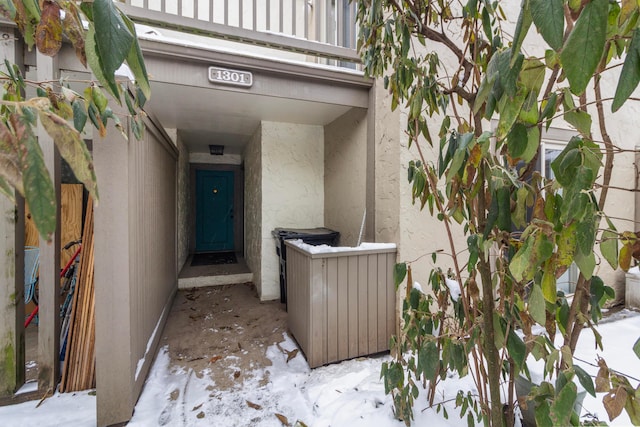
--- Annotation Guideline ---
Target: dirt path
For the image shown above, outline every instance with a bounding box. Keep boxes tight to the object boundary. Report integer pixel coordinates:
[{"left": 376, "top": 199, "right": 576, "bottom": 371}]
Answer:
[{"left": 160, "top": 283, "right": 288, "bottom": 391}]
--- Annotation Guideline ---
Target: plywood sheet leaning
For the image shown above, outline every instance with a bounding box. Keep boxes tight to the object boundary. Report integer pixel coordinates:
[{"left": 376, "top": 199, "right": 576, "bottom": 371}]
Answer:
[
  {"left": 60, "top": 184, "right": 83, "bottom": 267},
  {"left": 60, "top": 196, "right": 95, "bottom": 392}
]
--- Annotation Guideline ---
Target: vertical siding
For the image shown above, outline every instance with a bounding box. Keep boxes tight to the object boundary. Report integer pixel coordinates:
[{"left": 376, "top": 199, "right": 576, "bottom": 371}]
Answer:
[
  {"left": 286, "top": 243, "right": 396, "bottom": 368},
  {"left": 129, "top": 121, "right": 178, "bottom": 390}
]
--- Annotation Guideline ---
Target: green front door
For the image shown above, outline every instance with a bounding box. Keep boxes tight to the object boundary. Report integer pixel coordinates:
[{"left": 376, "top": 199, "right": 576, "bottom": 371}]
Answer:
[{"left": 196, "top": 170, "right": 234, "bottom": 252}]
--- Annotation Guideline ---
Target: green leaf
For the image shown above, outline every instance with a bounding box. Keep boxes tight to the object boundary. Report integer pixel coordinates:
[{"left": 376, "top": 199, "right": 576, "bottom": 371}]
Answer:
[
  {"left": 446, "top": 133, "right": 473, "bottom": 181},
  {"left": 575, "top": 251, "right": 596, "bottom": 279},
  {"left": 601, "top": 229, "right": 619, "bottom": 269},
  {"left": 507, "top": 122, "right": 528, "bottom": 159},
  {"left": 72, "top": 99, "right": 87, "bottom": 133},
  {"left": 551, "top": 137, "right": 581, "bottom": 187},
  {"left": 557, "top": 299, "right": 570, "bottom": 334},
  {"left": 509, "top": 231, "right": 554, "bottom": 282},
  {"left": 510, "top": 235, "right": 533, "bottom": 282},
  {"left": 120, "top": 11, "right": 151, "bottom": 100},
  {"left": 12, "top": 112, "right": 55, "bottom": 240},
  {"left": 92, "top": 0, "right": 134, "bottom": 76},
  {"left": 574, "top": 365, "right": 596, "bottom": 397},
  {"left": 507, "top": 330, "right": 526, "bottom": 370},
  {"left": 85, "top": 24, "right": 119, "bottom": 100},
  {"left": 496, "top": 88, "right": 527, "bottom": 140},
  {"left": 550, "top": 381, "right": 577, "bottom": 426},
  {"left": 540, "top": 92, "right": 558, "bottom": 122},
  {"left": 513, "top": 186, "right": 528, "bottom": 229},
  {"left": 418, "top": 342, "right": 440, "bottom": 379},
  {"left": 467, "top": 234, "right": 479, "bottom": 272},
  {"left": 541, "top": 264, "right": 557, "bottom": 303},
  {"left": 529, "top": 282, "right": 547, "bottom": 325},
  {"left": 511, "top": 4, "right": 533, "bottom": 66},
  {"left": 530, "top": 0, "right": 564, "bottom": 51},
  {"left": 560, "top": 0, "right": 609, "bottom": 95},
  {"left": 633, "top": 337, "right": 640, "bottom": 360},
  {"left": 563, "top": 110, "right": 592, "bottom": 136},
  {"left": 496, "top": 185, "right": 511, "bottom": 231},
  {"left": 38, "top": 110, "right": 98, "bottom": 203},
  {"left": 535, "top": 399, "right": 553, "bottom": 427},
  {"left": 22, "top": 0, "right": 40, "bottom": 21},
  {"left": 394, "top": 263, "right": 407, "bottom": 287},
  {"left": 474, "top": 66, "right": 497, "bottom": 114},
  {"left": 625, "top": 392, "right": 640, "bottom": 426},
  {"left": 576, "top": 213, "right": 597, "bottom": 256},
  {"left": 520, "top": 58, "right": 546, "bottom": 94},
  {"left": 91, "top": 86, "right": 108, "bottom": 114},
  {"left": 613, "top": 28, "right": 640, "bottom": 112}
]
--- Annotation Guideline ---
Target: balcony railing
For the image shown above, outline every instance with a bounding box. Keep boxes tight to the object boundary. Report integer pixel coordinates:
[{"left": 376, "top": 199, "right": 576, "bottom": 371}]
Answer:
[{"left": 120, "top": 0, "right": 360, "bottom": 64}]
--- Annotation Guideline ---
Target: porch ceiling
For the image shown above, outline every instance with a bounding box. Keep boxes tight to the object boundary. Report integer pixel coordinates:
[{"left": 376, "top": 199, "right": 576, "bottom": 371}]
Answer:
[{"left": 146, "top": 80, "right": 353, "bottom": 156}]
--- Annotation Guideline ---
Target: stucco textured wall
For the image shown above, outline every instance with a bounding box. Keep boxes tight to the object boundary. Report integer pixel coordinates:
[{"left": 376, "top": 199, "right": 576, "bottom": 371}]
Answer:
[
  {"left": 260, "top": 121, "right": 325, "bottom": 300},
  {"left": 373, "top": 82, "right": 402, "bottom": 246},
  {"left": 324, "top": 107, "right": 367, "bottom": 246},
  {"left": 384, "top": 1, "right": 640, "bottom": 302},
  {"left": 243, "top": 126, "right": 263, "bottom": 295}
]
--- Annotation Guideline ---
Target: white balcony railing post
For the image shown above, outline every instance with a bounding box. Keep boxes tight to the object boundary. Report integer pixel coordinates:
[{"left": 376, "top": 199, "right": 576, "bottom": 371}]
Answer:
[{"left": 122, "top": 0, "right": 360, "bottom": 64}]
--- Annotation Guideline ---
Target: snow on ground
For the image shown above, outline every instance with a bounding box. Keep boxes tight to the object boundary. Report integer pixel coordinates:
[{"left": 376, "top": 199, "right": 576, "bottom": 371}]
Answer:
[{"left": 1, "top": 310, "right": 639, "bottom": 427}]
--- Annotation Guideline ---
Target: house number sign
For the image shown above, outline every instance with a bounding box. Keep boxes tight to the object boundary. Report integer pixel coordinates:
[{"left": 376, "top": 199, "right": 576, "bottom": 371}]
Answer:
[{"left": 208, "top": 66, "right": 253, "bottom": 88}]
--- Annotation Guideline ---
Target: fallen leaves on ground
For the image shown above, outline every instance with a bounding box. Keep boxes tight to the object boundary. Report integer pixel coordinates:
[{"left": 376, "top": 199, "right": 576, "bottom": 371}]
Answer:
[
  {"left": 276, "top": 342, "right": 299, "bottom": 363},
  {"left": 246, "top": 400, "right": 262, "bottom": 410},
  {"left": 275, "top": 413, "right": 290, "bottom": 426},
  {"left": 209, "top": 355, "right": 223, "bottom": 363}
]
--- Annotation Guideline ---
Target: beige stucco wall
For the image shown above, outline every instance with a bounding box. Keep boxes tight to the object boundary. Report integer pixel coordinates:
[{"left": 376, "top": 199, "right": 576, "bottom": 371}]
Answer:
[
  {"left": 259, "top": 121, "right": 325, "bottom": 300},
  {"left": 324, "top": 107, "right": 367, "bottom": 246},
  {"left": 382, "top": 2, "right": 640, "bottom": 301},
  {"left": 373, "top": 82, "right": 402, "bottom": 245},
  {"left": 244, "top": 125, "right": 263, "bottom": 293}
]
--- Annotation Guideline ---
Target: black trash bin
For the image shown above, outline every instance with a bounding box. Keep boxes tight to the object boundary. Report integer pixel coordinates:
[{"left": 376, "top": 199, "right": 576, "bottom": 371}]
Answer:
[{"left": 272, "top": 227, "right": 340, "bottom": 305}]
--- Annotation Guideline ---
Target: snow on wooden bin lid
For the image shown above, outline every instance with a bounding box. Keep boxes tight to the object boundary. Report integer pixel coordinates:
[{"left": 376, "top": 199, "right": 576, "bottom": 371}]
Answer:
[{"left": 284, "top": 240, "right": 397, "bottom": 368}]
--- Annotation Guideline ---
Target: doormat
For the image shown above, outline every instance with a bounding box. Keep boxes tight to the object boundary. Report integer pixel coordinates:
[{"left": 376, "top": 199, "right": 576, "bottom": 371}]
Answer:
[{"left": 191, "top": 252, "right": 238, "bottom": 266}]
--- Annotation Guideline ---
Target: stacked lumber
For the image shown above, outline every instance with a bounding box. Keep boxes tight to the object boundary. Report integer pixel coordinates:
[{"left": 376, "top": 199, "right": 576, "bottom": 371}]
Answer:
[
  {"left": 60, "top": 196, "right": 95, "bottom": 392},
  {"left": 24, "top": 184, "right": 83, "bottom": 316},
  {"left": 60, "top": 184, "right": 83, "bottom": 267}
]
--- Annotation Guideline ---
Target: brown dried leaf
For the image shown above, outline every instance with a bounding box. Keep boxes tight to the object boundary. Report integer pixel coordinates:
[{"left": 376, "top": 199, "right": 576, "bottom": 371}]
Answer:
[
  {"left": 596, "top": 359, "right": 611, "bottom": 393},
  {"left": 603, "top": 386, "right": 628, "bottom": 421},
  {"left": 209, "top": 355, "right": 223, "bottom": 364},
  {"left": 61, "top": 2, "right": 86, "bottom": 67},
  {"left": 286, "top": 349, "right": 299, "bottom": 363},
  {"left": 234, "top": 370, "right": 241, "bottom": 379},
  {"left": 35, "top": 1, "right": 62, "bottom": 56},
  {"left": 532, "top": 197, "right": 547, "bottom": 220},
  {"left": 275, "top": 413, "right": 290, "bottom": 426},
  {"left": 246, "top": 400, "right": 262, "bottom": 410}
]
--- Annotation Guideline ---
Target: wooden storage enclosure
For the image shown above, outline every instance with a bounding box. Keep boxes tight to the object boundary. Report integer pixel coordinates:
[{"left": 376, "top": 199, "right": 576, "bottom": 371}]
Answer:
[{"left": 285, "top": 241, "right": 397, "bottom": 368}]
